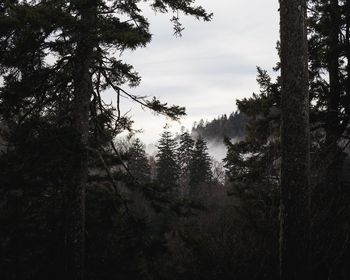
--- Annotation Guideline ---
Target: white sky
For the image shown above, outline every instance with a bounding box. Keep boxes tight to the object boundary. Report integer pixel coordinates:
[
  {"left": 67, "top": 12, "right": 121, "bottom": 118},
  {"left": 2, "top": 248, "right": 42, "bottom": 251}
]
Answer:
[{"left": 105, "top": 0, "right": 280, "bottom": 143}]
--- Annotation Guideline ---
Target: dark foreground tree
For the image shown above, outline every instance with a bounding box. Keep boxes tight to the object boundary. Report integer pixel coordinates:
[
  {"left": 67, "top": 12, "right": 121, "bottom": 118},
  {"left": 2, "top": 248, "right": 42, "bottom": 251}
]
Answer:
[
  {"left": 222, "top": 0, "right": 350, "bottom": 275},
  {"left": 0, "top": 1, "right": 211, "bottom": 279},
  {"left": 279, "top": 0, "right": 310, "bottom": 279}
]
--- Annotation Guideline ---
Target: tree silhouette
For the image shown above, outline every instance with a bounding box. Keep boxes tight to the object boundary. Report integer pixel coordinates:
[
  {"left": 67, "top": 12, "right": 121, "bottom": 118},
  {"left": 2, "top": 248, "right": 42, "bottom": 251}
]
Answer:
[{"left": 156, "top": 130, "right": 180, "bottom": 193}]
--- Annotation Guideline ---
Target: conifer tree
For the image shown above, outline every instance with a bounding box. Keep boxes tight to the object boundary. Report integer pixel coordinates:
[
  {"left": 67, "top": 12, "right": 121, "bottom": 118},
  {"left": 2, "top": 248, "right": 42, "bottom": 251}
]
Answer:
[
  {"left": 0, "top": 1, "right": 211, "bottom": 278},
  {"left": 128, "top": 138, "right": 151, "bottom": 184},
  {"left": 177, "top": 130, "right": 194, "bottom": 195},
  {"left": 307, "top": 0, "right": 350, "bottom": 166},
  {"left": 156, "top": 130, "right": 180, "bottom": 192},
  {"left": 189, "top": 136, "right": 212, "bottom": 189},
  {"left": 223, "top": 0, "right": 350, "bottom": 274}
]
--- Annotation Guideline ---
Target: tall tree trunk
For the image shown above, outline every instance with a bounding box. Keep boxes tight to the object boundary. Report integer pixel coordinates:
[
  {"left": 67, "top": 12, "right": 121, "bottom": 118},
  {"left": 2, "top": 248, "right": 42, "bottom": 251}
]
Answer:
[
  {"left": 326, "top": 0, "right": 340, "bottom": 150},
  {"left": 279, "top": 0, "right": 310, "bottom": 279},
  {"left": 343, "top": 2, "right": 350, "bottom": 134},
  {"left": 65, "top": 1, "right": 96, "bottom": 279}
]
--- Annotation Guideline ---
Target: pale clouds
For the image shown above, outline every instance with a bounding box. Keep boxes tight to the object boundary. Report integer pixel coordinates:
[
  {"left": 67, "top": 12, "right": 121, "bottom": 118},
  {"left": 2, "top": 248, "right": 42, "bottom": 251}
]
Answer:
[{"left": 108, "top": 0, "right": 280, "bottom": 143}]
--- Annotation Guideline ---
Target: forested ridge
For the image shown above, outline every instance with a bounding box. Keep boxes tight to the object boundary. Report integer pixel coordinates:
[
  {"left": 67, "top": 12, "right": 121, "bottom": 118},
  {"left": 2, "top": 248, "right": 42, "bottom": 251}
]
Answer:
[
  {"left": 191, "top": 111, "right": 248, "bottom": 142},
  {"left": 1, "top": 1, "right": 350, "bottom": 280}
]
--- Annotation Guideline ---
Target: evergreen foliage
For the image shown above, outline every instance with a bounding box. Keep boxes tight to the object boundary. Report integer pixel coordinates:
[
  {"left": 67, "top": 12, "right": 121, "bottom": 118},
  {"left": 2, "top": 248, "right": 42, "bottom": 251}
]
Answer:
[
  {"left": 177, "top": 130, "right": 194, "bottom": 193},
  {"left": 2, "top": 1, "right": 350, "bottom": 280},
  {"left": 222, "top": 1, "right": 350, "bottom": 278},
  {"left": 192, "top": 112, "right": 248, "bottom": 141},
  {"left": 0, "top": 1, "right": 212, "bottom": 279},
  {"left": 155, "top": 130, "right": 180, "bottom": 192},
  {"left": 128, "top": 138, "right": 151, "bottom": 184},
  {"left": 189, "top": 136, "right": 212, "bottom": 188}
]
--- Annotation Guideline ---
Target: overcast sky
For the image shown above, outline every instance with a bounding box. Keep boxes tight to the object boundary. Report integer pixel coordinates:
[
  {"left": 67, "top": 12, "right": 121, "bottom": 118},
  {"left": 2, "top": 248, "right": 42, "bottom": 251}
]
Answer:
[{"left": 107, "top": 0, "right": 280, "bottom": 143}]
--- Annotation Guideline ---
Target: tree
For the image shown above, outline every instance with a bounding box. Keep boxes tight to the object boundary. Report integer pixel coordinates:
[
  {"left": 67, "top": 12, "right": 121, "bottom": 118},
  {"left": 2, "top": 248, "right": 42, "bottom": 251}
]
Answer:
[
  {"left": 0, "top": 1, "right": 211, "bottom": 278},
  {"left": 308, "top": 0, "right": 350, "bottom": 173},
  {"left": 223, "top": 0, "right": 350, "bottom": 272},
  {"left": 223, "top": 73, "right": 281, "bottom": 277},
  {"left": 177, "top": 130, "right": 195, "bottom": 195},
  {"left": 156, "top": 130, "right": 180, "bottom": 193},
  {"left": 279, "top": 0, "right": 310, "bottom": 279},
  {"left": 189, "top": 136, "right": 212, "bottom": 190},
  {"left": 128, "top": 138, "right": 151, "bottom": 184}
]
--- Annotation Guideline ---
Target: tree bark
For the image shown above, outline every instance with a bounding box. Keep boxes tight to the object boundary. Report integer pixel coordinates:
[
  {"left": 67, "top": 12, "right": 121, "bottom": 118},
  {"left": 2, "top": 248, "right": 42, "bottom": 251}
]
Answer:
[
  {"left": 65, "top": 1, "right": 96, "bottom": 279},
  {"left": 345, "top": 2, "right": 350, "bottom": 131},
  {"left": 279, "top": 0, "right": 310, "bottom": 279},
  {"left": 326, "top": 0, "right": 340, "bottom": 149}
]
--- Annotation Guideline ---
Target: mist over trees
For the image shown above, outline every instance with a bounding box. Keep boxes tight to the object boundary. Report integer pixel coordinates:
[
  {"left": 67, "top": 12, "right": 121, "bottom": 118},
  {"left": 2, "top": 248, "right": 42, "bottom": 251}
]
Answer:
[
  {"left": 192, "top": 111, "right": 248, "bottom": 142},
  {"left": 1, "top": 0, "right": 350, "bottom": 280}
]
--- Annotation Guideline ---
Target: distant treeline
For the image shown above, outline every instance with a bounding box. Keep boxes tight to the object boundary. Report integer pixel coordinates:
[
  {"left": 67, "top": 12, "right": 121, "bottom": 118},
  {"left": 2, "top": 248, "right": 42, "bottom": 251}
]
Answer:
[{"left": 191, "top": 112, "right": 248, "bottom": 142}]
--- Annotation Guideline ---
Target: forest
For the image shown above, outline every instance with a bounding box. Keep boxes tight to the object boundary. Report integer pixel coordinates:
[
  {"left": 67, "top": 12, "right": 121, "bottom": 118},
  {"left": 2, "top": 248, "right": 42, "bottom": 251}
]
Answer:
[{"left": 1, "top": 0, "right": 350, "bottom": 280}]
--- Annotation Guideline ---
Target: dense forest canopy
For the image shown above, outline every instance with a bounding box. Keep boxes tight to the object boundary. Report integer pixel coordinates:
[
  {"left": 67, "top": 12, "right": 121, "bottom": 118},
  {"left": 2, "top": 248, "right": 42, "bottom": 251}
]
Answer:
[{"left": 1, "top": 1, "right": 350, "bottom": 280}]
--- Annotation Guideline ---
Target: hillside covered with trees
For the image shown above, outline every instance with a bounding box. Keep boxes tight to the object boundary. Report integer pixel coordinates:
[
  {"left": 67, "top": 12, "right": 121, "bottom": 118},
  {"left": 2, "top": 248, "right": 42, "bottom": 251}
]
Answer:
[{"left": 191, "top": 111, "right": 248, "bottom": 142}]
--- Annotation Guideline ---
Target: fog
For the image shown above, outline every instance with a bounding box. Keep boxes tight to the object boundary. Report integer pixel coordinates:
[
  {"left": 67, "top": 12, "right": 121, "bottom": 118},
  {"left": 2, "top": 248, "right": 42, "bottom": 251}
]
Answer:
[{"left": 144, "top": 134, "right": 240, "bottom": 163}]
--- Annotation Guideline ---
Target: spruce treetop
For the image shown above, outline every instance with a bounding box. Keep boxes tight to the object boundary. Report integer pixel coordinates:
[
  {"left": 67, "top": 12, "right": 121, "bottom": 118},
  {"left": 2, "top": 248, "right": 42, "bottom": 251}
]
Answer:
[
  {"left": 156, "top": 130, "right": 180, "bottom": 189},
  {"left": 128, "top": 138, "right": 151, "bottom": 183},
  {"left": 189, "top": 135, "right": 212, "bottom": 187}
]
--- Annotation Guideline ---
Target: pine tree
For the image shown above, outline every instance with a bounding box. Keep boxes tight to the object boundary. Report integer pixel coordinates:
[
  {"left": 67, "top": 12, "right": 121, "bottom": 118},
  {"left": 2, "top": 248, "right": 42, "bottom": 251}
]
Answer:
[
  {"left": 128, "top": 138, "right": 151, "bottom": 184},
  {"left": 156, "top": 131, "right": 180, "bottom": 193},
  {"left": 177, "top": 130, "right": 194, "bottom": 195},
  {"left": 189, "top": 136, "right": 212, "bottom": 190}
]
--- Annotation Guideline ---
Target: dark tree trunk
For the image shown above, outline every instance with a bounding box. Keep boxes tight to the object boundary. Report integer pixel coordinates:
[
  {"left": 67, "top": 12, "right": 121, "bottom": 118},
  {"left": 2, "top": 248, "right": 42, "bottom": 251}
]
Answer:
[
  {"left": 325, "top": 0, "right": 340, "bottom": 149},
  {"left": 343, "top": 3, "right": 350, "bottom": 134},
  {"left": 64, "top": 1, "right": 96, "bottom": 279},
  {"left": 279, "top": 0, "right": 310, "bottom": 279}
]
